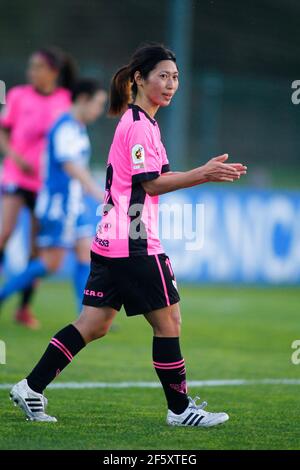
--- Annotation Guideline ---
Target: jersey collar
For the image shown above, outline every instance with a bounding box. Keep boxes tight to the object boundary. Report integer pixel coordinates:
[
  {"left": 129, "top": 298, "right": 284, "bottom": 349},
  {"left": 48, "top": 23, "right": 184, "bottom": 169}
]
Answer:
[{"left": 128, "top": 103, "right": 156, "bottom": 125}]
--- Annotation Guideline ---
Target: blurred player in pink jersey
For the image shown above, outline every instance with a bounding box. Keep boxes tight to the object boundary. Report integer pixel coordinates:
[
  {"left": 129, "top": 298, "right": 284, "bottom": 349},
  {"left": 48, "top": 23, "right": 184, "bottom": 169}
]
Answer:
[
  {"left": 10, "top": 44, "right": 247, "bottom": 426},
  {"left": 0, "top": 47, "right": 75, "bottom": 328}
]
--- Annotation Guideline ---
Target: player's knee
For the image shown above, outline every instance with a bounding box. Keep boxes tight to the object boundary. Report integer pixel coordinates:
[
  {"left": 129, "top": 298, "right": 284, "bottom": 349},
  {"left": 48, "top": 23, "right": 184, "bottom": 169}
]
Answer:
[
  {"left": 88, "top": 322, "right": 111, "bottom": 341},
  {"left": 95, "top": 325, "right": 109, "bottom": 339},
  {"left": 0, "top": 228, "right": 13, "bottom": 245},
  {"left": 153, "top": 319, "right": 181, "bottom": 337},
  {"left": 47, "top": 264, "right": 58, "bottom": 273},
  {"left": 173, "top": 313, "right": 182, "bottom": 327},
  {"left": 43, "top": 258, "right": 60, "bottom": 273},
  {"left": 76, "top": 252, "right": 90, "bottom": 264}
]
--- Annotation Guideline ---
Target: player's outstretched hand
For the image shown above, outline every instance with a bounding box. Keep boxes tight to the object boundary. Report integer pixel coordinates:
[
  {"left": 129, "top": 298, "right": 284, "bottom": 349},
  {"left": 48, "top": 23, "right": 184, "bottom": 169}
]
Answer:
[{"left": 203, "top": 154, "right": 247, "bottom": 182}]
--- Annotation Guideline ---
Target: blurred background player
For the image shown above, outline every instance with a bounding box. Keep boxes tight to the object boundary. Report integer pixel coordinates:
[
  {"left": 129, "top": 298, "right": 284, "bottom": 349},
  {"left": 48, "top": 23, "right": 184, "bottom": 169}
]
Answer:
[
  {"left": 9, "top": 43, "right": 246, "bottom": 426},
  {"left": 0, "top": 79, "right": 107, "bottom": 320},
  {"left": 0, "top": 47, "right": 75, "bottom": 328}
]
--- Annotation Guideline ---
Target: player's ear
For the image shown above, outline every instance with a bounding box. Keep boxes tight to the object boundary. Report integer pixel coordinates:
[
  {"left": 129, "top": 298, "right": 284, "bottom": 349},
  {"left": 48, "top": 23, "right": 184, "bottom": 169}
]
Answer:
[{"left": 133, "top": 71, "right": 143, "bottom": 87}]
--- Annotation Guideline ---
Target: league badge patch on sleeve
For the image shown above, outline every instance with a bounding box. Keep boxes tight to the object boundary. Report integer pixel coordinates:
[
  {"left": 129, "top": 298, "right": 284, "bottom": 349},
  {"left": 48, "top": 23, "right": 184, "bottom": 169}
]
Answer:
[{"left": 131, "top": 144, "right": 145, "bottom": 169}]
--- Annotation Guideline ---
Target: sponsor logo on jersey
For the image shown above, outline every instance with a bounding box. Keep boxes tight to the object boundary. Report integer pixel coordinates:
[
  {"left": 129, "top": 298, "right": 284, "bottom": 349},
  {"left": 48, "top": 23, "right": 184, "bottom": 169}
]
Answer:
[{"left": 95, "top": 233, "right": 110, "bottom": 248}]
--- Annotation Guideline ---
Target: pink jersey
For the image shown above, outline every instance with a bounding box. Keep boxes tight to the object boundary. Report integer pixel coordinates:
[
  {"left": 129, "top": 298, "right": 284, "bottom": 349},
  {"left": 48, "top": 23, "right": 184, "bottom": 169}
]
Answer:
[
  {"left": 0, "top": 85, "right": 71, "bottom": 192},
  {"left": 92, "top": 104, "right": 170, "bottom": 258}
]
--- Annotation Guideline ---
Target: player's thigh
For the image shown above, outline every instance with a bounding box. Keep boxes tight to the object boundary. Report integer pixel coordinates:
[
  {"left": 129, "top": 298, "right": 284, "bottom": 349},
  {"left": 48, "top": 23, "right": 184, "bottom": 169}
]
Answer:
[
  {"left": 144, "top": 302, "right": 182, "bottom": 337},
  {"left": 39, "top": 247, "right": 66, "bottom": 272},
  {"left": 74, "top": 236, "right": 92, "bottom": 263},
  {"left": 73, "top": 305, "right": 118, "bottom": 342},
  {"left": 0, "top": 193, "right": 24, "bottom": 239}
]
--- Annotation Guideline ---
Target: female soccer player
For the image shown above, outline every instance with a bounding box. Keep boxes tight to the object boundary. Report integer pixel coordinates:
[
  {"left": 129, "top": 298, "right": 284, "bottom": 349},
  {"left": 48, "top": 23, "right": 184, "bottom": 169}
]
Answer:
[
  {"left": 0, "top": 79, "right": 107, "bottom": 315},
  {"left": 0, "top": 47, "right": 75, "bottom": 327},
  {"left": 10, "top": 44, "right": 247, "bottom": 426}
]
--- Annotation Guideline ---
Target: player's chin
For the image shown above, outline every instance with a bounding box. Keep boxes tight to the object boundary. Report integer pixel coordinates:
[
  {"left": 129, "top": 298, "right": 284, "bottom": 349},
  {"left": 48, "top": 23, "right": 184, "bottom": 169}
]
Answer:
[{"left": 159, "top": 97, "right": 173, "bottom": 107}]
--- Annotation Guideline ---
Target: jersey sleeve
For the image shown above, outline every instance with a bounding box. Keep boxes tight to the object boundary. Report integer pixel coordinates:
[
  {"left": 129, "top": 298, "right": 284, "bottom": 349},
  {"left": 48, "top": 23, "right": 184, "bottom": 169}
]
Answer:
[
  {"left": 126, "top": 121, "right": 162, "bottom": 185},
  {"left": 161, "top": 142, "right": 170, "bottom": 173},
  {"left": 52, "top": 122, "right": 83, "bottom": 163},
  {"left": 0, "top": 87, "right": 21, "bottom": 129}
]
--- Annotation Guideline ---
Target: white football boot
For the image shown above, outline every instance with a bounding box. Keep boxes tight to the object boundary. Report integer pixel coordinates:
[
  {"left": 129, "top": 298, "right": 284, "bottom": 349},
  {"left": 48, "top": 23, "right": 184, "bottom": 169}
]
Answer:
[
  {"left": 10, "top": 379, "right": 57, "bottom": 422},
  {"left": 167, "top": 396, "right": 229, "bottom": 428}
]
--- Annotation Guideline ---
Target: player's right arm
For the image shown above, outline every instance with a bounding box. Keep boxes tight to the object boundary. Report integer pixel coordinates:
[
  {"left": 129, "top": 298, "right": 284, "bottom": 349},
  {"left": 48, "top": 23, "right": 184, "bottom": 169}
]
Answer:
[
  {"left": 0, "top": 126, "right": 11, "bottom": 155},
  {"left": 63, "top": 161, "right": 104, "bottom": 202},
  {"left": 142, "top": 154, "right": 247, "bottom": 196},
  {"left": 0, "top": 87, "right": 34, "bottom": 174},
  {"left": 53, "top": 120, "right": 104, "bottom": 202},
  {"left": 0, "top": 128, "right": 34, "bottom": 174}
]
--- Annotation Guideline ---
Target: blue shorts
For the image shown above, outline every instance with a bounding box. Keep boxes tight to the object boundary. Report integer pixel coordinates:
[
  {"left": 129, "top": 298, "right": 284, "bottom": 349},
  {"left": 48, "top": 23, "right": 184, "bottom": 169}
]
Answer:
[{"left": 36, "top": 195, "right": 97, "bottom": 249}]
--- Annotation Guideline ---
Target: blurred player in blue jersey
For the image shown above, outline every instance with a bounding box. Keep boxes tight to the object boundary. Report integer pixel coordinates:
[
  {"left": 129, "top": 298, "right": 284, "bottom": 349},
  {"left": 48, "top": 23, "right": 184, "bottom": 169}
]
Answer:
[
  {"left": 0, "top": 46, "right": 75, "bottom": 328},
  {"left": 0, "top": 78, "right": 107, "bottom": 318}
]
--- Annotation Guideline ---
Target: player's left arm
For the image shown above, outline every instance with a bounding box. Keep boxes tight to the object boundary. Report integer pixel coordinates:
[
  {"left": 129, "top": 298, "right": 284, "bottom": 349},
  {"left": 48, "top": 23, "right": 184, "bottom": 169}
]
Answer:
[{"left": 161, "top": 171, "right": 182, "bottom": 176}]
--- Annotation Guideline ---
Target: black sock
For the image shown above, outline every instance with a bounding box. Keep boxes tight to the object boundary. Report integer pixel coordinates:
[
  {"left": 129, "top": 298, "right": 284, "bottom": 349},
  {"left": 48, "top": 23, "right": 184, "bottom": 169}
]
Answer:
[
  {"left": 0, "top": 249, "right": 4, "bottom": 267},
  {"left": 19, "top": 254, "right": 39, "bottom": 308},
  {"left": 153, "top": 337, "right": 189, "bottom": 414},
  {"left": 19, "top": 283, "right": 36, "bottom": 309},
  {"left": 27, "top": 324, "right": 86, "bottom": 394}
]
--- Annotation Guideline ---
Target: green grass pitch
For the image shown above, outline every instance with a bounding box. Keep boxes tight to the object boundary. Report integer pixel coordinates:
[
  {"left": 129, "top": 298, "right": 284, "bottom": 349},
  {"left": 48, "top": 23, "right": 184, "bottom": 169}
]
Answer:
[{"left": 0, "top": 282, "right": 299, "bottom": 450}]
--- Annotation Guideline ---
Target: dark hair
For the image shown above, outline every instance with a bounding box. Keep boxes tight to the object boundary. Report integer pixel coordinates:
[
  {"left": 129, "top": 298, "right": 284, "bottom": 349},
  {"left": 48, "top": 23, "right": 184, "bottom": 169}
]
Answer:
[
  {"left": 71, "top": 78, "right": 105, "bottom": 102},
  {"left": 35, "top": 46, "right": 77, "bottom": 91},
  {"left": 108, "top": 43, "right": 176, "bottom": 116}
]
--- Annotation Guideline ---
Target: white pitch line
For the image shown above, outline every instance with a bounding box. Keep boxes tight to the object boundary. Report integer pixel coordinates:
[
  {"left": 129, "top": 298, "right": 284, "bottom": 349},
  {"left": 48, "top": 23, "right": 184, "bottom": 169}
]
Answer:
[{"left": 1, "top": 378, "right": 300, "bottom": 390}]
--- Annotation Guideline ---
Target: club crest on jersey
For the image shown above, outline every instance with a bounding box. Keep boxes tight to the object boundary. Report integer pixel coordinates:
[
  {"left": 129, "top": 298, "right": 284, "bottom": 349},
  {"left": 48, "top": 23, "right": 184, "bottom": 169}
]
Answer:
[{"left": 131, "top": 144, "right": 145, "bottom": 168}]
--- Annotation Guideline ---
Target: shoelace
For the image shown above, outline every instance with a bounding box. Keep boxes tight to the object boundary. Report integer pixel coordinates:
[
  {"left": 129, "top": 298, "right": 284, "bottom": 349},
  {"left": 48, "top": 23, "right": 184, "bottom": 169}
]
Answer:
[{"left": 188, "top": 396, "right": 208, "bottom": 410}]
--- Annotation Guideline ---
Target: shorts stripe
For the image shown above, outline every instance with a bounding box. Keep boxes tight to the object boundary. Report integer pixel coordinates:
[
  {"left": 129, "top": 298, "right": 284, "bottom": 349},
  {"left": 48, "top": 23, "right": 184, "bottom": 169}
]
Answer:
[{"left": 154, "top": 254, "right": 170, "bottom": 307}]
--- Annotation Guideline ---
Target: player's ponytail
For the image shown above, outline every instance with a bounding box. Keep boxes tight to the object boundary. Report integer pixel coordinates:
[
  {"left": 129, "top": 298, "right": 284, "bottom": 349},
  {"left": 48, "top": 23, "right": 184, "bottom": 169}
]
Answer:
[
  {"left": 58, "top": 52, "right": 77, "bottom": 91},
  {"left": 108, "top": 65, "right": 132, "bottom": 116},
  {"left": 108, "top": 43, "right": 176, "bottom": 117}
]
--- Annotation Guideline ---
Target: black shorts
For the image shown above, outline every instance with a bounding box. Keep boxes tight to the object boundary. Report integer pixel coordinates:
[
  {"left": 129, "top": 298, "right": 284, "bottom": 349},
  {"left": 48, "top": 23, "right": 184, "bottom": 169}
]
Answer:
[
  {"left": 1, "top": 184, "right": 37, "bottom": 212},
  {"left": 82, "top": 251, "right": 180, "bottom": 317}
]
